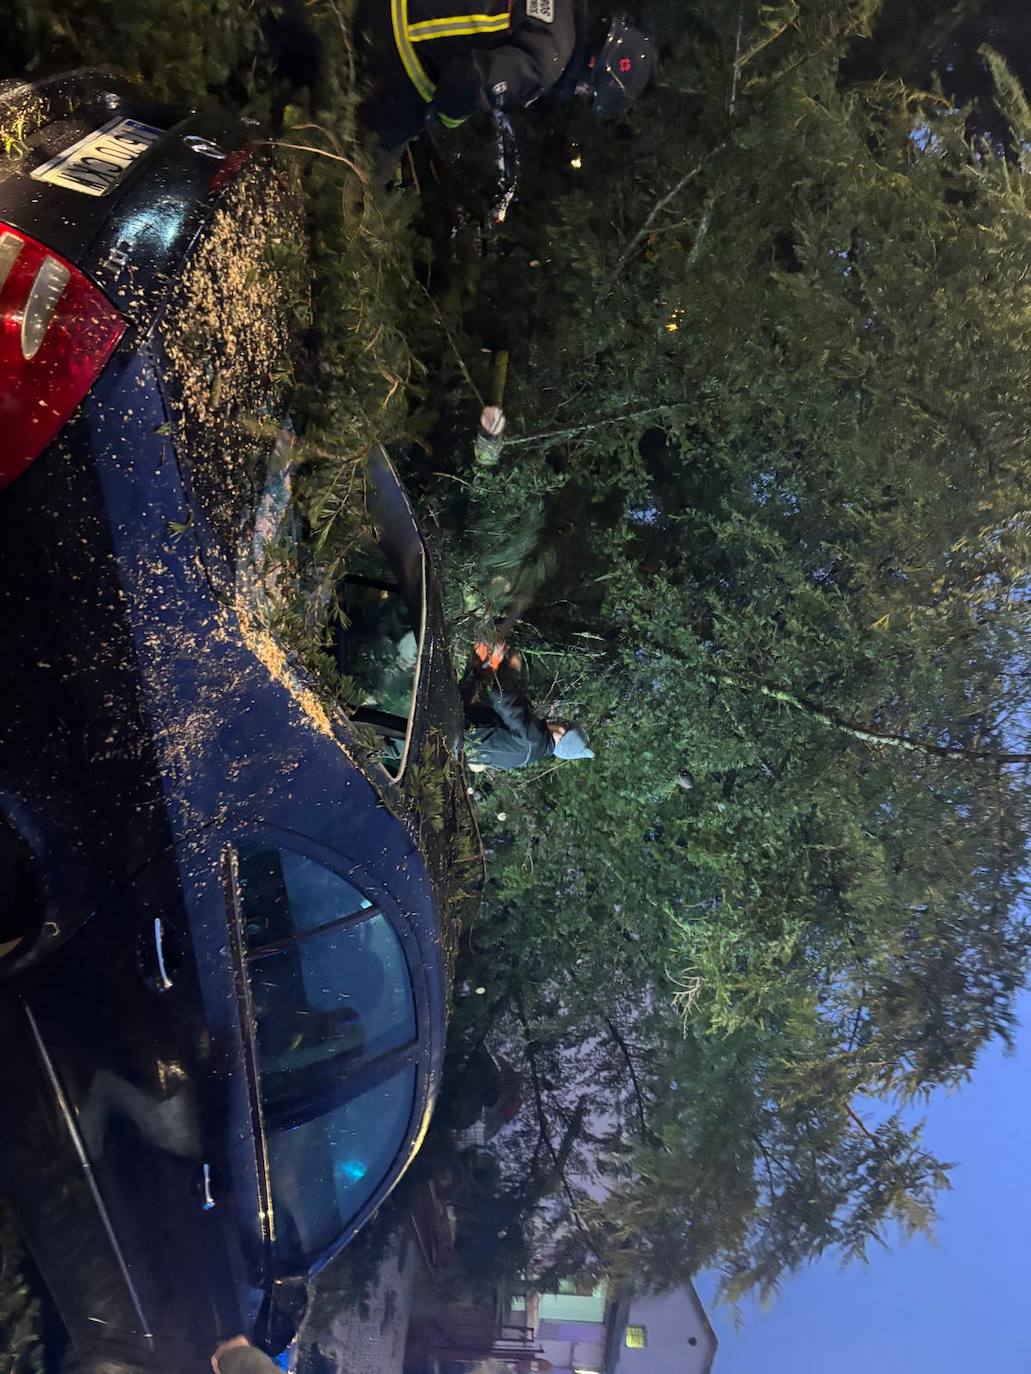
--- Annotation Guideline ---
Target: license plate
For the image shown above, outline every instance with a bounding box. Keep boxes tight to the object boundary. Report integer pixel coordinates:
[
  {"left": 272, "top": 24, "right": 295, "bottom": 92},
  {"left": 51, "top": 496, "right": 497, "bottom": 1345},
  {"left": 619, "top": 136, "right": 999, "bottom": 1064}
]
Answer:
[{"left": 31, "top": 117, "right": 164, "bottom": 197}]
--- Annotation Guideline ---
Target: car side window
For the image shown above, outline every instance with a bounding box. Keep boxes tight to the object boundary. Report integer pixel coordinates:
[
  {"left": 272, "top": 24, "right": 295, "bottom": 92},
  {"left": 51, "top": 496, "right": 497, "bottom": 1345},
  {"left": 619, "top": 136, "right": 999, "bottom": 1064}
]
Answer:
[
  {"left": 267, "top": 1064, "right": 416, "bottom": 1269},
  {"left": 235, "top": 847, "right": 417, "bottom": 1113},
  {"left": 238, "top": 847, "right": 372, "bottom": 951}
]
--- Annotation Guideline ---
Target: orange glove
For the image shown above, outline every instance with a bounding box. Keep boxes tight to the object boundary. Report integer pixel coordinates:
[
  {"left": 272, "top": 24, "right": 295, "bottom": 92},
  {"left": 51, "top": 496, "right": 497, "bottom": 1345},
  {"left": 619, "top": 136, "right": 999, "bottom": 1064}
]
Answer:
[{"left": 473, "top": 640, "right": 507, "bottom": 671}]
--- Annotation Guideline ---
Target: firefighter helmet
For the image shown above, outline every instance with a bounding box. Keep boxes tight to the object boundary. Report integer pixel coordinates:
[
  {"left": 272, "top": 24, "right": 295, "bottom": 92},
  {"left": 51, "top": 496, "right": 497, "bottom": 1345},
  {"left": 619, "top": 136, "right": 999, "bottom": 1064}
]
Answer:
[{"left": 588, "top": 13, "right": 654, "bottom": 116}]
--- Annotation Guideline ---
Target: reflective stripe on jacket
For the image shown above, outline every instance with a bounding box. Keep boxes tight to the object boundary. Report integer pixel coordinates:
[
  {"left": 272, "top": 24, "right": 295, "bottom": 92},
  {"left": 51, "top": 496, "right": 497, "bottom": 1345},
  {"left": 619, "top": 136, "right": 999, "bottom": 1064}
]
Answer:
[{"left": 390, "top": 0, "right": 513, "bottom": 103}]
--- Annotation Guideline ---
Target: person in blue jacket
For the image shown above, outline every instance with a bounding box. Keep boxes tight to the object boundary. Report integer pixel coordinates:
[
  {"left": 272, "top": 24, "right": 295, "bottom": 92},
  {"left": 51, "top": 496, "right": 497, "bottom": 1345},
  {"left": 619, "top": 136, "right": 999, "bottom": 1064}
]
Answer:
[{"left": 463, "top": 642, "right": 594, "bottom": 771}]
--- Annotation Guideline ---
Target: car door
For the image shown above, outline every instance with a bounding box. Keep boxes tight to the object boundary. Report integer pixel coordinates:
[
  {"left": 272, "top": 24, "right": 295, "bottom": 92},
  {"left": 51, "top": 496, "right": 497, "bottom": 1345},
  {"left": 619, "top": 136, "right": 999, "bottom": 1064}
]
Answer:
[{"left": 3, "top": 841, "right": 249, "bottom": 1363}]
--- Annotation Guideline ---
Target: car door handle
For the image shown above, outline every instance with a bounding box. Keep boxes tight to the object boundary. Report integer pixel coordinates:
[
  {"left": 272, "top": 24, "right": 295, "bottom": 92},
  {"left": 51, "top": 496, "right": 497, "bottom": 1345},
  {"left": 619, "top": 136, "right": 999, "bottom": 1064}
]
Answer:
[
  {"left": 191, "top": 1160, "right": 220, "bottom": 1210},
  {"left": 152, "top": 917, "right": 173, "bottom": 990},
  {"left": 138, "top": 915, "right": 181, "bottom": 991},
  {"left": 201, "top": 1161, "right": 217, "bottom": 1210}
]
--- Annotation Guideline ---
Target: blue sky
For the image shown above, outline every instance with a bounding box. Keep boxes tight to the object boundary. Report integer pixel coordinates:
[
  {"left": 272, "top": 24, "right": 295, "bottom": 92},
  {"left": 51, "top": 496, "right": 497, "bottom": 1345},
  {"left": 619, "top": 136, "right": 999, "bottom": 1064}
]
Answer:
[{"left": 697, "top": 988, "right": 1031, "bottom": 1374}]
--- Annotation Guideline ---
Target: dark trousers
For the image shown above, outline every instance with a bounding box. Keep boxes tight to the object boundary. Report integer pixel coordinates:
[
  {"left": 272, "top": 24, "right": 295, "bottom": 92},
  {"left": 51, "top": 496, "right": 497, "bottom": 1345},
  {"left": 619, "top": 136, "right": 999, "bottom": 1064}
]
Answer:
[{"left": 356, "top": 0, "right": 433, "bottom": 152}]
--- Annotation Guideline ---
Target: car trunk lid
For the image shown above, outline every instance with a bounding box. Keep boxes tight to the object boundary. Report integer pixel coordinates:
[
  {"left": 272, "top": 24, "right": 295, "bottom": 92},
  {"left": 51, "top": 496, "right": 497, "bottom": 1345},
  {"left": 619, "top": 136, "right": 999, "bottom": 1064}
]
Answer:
[{"left": 0, "top": 70, "right": 258, "bottom": 330}]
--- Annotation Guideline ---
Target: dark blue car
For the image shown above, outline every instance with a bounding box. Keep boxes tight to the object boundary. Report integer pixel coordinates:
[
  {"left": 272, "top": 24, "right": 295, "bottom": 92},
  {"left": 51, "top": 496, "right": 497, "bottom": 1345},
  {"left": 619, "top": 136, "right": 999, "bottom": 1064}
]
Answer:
[{"left": 0, "top": 70, "right": 475, "bottom": 1373}]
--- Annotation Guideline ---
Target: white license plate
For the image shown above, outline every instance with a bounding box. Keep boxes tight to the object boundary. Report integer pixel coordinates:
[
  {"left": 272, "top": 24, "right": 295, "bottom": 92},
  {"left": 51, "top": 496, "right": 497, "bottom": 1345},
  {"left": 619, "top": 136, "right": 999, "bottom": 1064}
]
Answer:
[{"left": 31, "top": 117, "right": 164, "bottom": 197}]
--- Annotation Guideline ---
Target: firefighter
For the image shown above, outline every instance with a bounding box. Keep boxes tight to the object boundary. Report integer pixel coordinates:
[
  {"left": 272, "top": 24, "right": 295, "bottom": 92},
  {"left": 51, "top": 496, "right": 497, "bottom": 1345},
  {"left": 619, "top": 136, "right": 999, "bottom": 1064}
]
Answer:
[{"left": 358, "top": 3, "right": 655, "bottom": 156}]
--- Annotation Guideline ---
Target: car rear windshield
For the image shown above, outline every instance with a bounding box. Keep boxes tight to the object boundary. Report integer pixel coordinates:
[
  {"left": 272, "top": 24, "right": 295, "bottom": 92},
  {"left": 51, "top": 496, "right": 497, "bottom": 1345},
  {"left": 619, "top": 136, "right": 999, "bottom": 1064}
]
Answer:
[
  {"left": 333, "top": 534, "right": 426, "bottom": 777},
  {"left": 266, "top": 1064, "right": 416, "bottom": 1271},
  {"left": 244, "top": 456, "right": 428, "bottom": 781},
  {"left": 336, "top": 559, "right": 420, "bottom": 720}
]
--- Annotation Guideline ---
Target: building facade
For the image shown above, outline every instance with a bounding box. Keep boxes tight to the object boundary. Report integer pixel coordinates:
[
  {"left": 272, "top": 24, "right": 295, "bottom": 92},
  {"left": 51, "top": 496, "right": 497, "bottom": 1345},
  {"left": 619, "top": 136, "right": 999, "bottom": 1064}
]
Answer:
[{"left": 502, "top": 1279, "right": 717, "bottom": 1374}]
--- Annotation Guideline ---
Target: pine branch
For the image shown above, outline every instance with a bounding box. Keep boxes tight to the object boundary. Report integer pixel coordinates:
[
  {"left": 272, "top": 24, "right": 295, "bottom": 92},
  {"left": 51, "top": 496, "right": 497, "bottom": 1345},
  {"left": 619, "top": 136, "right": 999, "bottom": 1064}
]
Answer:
[
  {"left": 668, "top": 655, "right": 1031, "bottom": 766},
  {"left": 505, "top": 404, "right": 687, "bottom": 448},
  {"left": 734, "top": 10, "right": 796, "bottom": 74},
  {"left": 515, "top": 997, "right": 601, "bottom": 1260},
  {"left": 268, "top": 139, "right": 366, "bottom": 182},
  {"left": 415, "top": 281, "right": 484, "bottom": 407},
  {"left": 615, "top": 145, "right": 726, "bottom": 271},
  {"left": 604, "top": 1016, "right": 651, "bottom": 1141},
  {"left": 729, "top": 2, "right": 744, "bottom": 115}
]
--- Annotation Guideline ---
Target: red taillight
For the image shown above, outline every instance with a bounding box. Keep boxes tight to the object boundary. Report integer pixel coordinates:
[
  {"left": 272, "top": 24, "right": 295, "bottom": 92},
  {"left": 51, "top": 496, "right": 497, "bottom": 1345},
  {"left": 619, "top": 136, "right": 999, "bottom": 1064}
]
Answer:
[
  {"left": 208, "top": 142, "right": 256, "bottom": 195},
  {"left": 0, "top": 223, "right": 126, "bottom": 488}
]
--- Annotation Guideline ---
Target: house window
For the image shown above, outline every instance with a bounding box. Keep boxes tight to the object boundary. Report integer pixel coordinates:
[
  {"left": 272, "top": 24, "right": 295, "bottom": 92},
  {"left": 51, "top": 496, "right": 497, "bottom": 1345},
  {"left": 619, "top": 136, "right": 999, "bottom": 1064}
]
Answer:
[{"left": 625, "top": 1326, "right": 647, "bottom": 1350}]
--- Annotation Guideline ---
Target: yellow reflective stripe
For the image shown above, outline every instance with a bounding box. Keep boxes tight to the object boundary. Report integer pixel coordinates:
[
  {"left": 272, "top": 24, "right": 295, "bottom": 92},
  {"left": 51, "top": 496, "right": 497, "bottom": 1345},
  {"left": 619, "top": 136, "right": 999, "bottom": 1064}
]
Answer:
[
  {"left": 390, "top": 0, "right": 436, "bottom": 102},
  {"left": 409, "top": 11, "right": 511, "bottom": 40},
  {"left": 437, "top": 111, "right": 468, "bottom": 127}
]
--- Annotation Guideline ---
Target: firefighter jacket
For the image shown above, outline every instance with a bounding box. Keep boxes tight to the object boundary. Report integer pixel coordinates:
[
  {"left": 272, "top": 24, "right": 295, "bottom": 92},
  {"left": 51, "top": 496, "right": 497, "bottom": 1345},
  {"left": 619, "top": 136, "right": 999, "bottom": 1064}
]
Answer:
[{"left": 389, "top": 0, "right": 579, "bottom": 124}]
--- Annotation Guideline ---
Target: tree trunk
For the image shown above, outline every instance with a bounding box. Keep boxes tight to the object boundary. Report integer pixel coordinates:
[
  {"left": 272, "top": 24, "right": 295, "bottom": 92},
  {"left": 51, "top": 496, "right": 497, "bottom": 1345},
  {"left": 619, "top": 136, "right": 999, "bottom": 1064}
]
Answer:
[{"left": 661, "top": 655, "right": 1031, "bottom": 765}]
